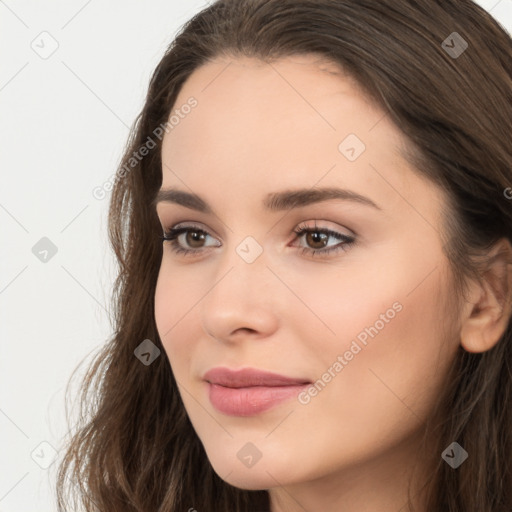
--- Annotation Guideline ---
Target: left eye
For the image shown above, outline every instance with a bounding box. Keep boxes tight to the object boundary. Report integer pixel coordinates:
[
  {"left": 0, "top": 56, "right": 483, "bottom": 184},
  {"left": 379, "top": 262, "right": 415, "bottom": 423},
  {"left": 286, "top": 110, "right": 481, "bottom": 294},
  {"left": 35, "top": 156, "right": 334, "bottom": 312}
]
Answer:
[
  {"left": 291, "top": 225, "right": 356, "bottom": 257},
  {"left": 160, "top": 223, "right": 356, "bottom": 258}
]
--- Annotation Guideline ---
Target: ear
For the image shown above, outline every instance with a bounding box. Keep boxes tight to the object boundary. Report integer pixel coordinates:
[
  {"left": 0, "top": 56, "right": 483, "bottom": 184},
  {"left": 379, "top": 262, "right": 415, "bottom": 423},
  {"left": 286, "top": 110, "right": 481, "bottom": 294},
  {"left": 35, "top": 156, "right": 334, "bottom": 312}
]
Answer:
[{"left": 460, "top": 238, "right": 512, "bottom": 353}]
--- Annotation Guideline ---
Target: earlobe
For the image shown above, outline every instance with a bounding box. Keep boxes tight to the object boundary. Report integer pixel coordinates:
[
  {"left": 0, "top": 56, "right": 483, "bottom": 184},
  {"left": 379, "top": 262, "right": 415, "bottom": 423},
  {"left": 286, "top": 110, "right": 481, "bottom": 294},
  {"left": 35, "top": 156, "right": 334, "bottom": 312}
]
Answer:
[
  {"left": 459, "top": 238, "right": 512, "bottom": 354},
  {"left": 460, "top": 310, "right": 507, "bottom": 353}
]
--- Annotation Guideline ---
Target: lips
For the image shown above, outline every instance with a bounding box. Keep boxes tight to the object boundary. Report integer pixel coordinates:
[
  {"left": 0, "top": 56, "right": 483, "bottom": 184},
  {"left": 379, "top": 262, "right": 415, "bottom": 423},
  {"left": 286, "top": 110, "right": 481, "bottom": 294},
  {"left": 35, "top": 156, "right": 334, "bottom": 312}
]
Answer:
[
  {"left": 203, "top": 367, "right": 312, "bottom": 416},
  {"left": 203, "top": 367, "right": 311, "bottom": 387}
]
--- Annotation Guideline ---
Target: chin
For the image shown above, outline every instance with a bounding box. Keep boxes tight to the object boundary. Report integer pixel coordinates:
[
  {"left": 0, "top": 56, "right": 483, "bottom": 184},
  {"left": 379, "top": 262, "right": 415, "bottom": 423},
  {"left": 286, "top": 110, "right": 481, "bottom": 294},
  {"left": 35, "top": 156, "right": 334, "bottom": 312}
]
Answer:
[
  {"left": 206, "top": 453, "right": 284, "bottom": 490},
  {"left": 218, "top": 470, "right": 275, "bottom": 491}
]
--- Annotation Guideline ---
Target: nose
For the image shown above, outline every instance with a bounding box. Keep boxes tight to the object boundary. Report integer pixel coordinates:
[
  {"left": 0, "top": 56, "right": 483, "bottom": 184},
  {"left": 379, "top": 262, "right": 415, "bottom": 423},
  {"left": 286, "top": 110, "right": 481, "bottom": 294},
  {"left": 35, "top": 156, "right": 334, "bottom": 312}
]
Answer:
[{"left": 201, "top": 244, "right": 280, "bottom": 344}]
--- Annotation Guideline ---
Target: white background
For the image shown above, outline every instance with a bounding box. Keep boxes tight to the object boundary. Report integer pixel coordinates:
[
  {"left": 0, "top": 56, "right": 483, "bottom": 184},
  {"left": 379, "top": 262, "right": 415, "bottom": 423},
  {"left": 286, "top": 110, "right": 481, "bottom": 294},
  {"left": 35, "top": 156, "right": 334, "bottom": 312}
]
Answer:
[{"left": 1, "top": 1, "right": 511, "bottom": 510}]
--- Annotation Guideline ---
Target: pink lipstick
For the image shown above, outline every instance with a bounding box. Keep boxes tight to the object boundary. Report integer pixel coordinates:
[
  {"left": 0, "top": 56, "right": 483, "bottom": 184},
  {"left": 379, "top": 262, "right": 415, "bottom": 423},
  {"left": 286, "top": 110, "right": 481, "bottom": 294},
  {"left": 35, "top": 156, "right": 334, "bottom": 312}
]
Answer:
[{"left": 203, "top": 367, "right": 311, "bottom": 416}]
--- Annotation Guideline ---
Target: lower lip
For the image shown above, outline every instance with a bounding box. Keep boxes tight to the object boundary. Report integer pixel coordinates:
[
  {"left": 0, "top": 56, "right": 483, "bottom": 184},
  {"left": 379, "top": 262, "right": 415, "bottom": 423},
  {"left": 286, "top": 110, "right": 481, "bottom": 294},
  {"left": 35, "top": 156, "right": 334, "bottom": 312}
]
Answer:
[{"left": 207, "top": 382, "right": 310, "bottom": 416}]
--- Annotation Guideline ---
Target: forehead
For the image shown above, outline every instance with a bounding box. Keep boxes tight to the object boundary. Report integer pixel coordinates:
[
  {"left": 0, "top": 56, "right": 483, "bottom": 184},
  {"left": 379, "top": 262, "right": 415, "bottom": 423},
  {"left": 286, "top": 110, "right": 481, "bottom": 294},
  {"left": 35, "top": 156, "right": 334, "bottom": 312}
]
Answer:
[
  {"left": 159, "top": 55, "right": 438, "bottom": 219},
  {"left": 163, "top": 55, "right": 385, "bottom": 160}
]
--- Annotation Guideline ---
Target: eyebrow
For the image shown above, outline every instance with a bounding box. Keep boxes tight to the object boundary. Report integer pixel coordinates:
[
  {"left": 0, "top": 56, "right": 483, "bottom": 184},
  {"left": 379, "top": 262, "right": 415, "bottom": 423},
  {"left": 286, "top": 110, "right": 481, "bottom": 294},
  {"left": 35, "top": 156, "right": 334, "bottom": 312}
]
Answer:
[{"left": 151, "top": 186, "right": 381, "bottom": 213}]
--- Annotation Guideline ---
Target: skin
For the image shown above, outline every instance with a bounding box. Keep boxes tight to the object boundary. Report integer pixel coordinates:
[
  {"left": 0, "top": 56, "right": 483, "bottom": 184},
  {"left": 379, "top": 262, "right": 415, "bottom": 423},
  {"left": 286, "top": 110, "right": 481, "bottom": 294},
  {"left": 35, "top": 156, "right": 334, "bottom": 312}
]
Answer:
[{"left": 153, "top": 54, "right": 511, "bottom": 512}]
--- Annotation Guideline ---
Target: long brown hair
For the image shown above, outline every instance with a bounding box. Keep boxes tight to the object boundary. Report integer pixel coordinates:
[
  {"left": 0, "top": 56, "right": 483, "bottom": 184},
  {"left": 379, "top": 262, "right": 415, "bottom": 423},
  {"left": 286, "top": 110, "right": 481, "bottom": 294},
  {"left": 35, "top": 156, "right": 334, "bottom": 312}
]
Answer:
[{"left": 56, "top": 1, "right": 512, "bottom": 510}]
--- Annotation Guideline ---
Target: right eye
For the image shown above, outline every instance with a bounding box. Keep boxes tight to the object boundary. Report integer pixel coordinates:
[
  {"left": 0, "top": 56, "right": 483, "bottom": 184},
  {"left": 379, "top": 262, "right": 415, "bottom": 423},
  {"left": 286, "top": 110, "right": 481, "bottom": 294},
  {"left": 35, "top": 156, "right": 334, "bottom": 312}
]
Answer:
[{"left": 160, "top": 224, "right": 221, "bottom": 256}]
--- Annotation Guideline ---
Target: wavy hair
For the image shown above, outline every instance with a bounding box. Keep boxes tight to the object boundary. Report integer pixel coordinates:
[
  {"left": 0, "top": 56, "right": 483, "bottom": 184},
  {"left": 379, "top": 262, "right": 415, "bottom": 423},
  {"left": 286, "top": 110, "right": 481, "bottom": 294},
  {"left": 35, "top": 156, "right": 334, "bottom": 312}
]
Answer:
[{"left": 56, "top": 1, "right": 512, "bottom": 510}]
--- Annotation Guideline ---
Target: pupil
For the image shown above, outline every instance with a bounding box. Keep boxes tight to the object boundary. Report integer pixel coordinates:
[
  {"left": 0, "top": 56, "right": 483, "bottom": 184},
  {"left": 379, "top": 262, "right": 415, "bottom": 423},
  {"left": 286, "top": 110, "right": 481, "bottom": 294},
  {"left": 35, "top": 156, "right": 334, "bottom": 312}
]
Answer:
[
  {"left": 187, "top": 231, "right": 205, "bottom": 248},
  {"left": 308, "top": 232, "right": 327, "bottom": 249}
]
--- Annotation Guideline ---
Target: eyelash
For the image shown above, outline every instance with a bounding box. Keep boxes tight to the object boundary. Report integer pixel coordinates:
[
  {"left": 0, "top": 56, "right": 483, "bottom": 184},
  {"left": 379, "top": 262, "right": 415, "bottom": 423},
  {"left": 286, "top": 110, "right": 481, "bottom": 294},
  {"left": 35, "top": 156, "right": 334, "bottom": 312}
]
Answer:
[{"left": 159, "top": 222, "right": 356, "bottom": 259}]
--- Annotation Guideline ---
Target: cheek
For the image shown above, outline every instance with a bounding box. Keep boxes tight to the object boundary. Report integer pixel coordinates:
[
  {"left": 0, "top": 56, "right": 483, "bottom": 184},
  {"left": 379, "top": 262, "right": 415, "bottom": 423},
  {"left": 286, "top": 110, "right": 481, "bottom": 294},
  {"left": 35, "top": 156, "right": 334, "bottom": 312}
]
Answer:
[
  {"left": 317, "top": 242, "right": 457, "bottom": 400},
  {"left": 288, "top": 260, "right": 458, "bottom": 452},
  {"left": 300, "top": 264, "right": 457, "bottom": 459},
  {"left": 154, "top": 267, "right": 197, "bottom": 376}
]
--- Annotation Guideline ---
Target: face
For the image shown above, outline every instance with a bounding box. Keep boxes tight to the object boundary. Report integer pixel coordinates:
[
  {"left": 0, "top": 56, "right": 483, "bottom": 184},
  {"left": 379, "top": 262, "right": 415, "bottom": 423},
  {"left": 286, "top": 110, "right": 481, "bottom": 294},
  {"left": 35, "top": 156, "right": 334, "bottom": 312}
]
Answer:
[{"left": 154, "top": 55, "right": 460, "bottom": 496}]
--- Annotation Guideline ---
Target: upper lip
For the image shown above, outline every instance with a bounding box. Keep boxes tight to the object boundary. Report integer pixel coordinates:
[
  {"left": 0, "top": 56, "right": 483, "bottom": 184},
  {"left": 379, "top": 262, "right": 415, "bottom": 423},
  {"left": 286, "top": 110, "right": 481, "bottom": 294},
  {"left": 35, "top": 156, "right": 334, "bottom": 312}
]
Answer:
[{"left": 203, "top": 367, "right": 311, "bottom": 388}]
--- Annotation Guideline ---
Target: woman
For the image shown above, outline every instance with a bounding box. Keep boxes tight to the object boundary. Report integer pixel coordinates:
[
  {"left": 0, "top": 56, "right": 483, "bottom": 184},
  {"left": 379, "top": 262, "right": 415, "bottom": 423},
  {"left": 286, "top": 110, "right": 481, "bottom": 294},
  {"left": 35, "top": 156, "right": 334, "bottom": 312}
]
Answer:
[{"left": 56, "top": 0, "right": 512, "bottom": 510}]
